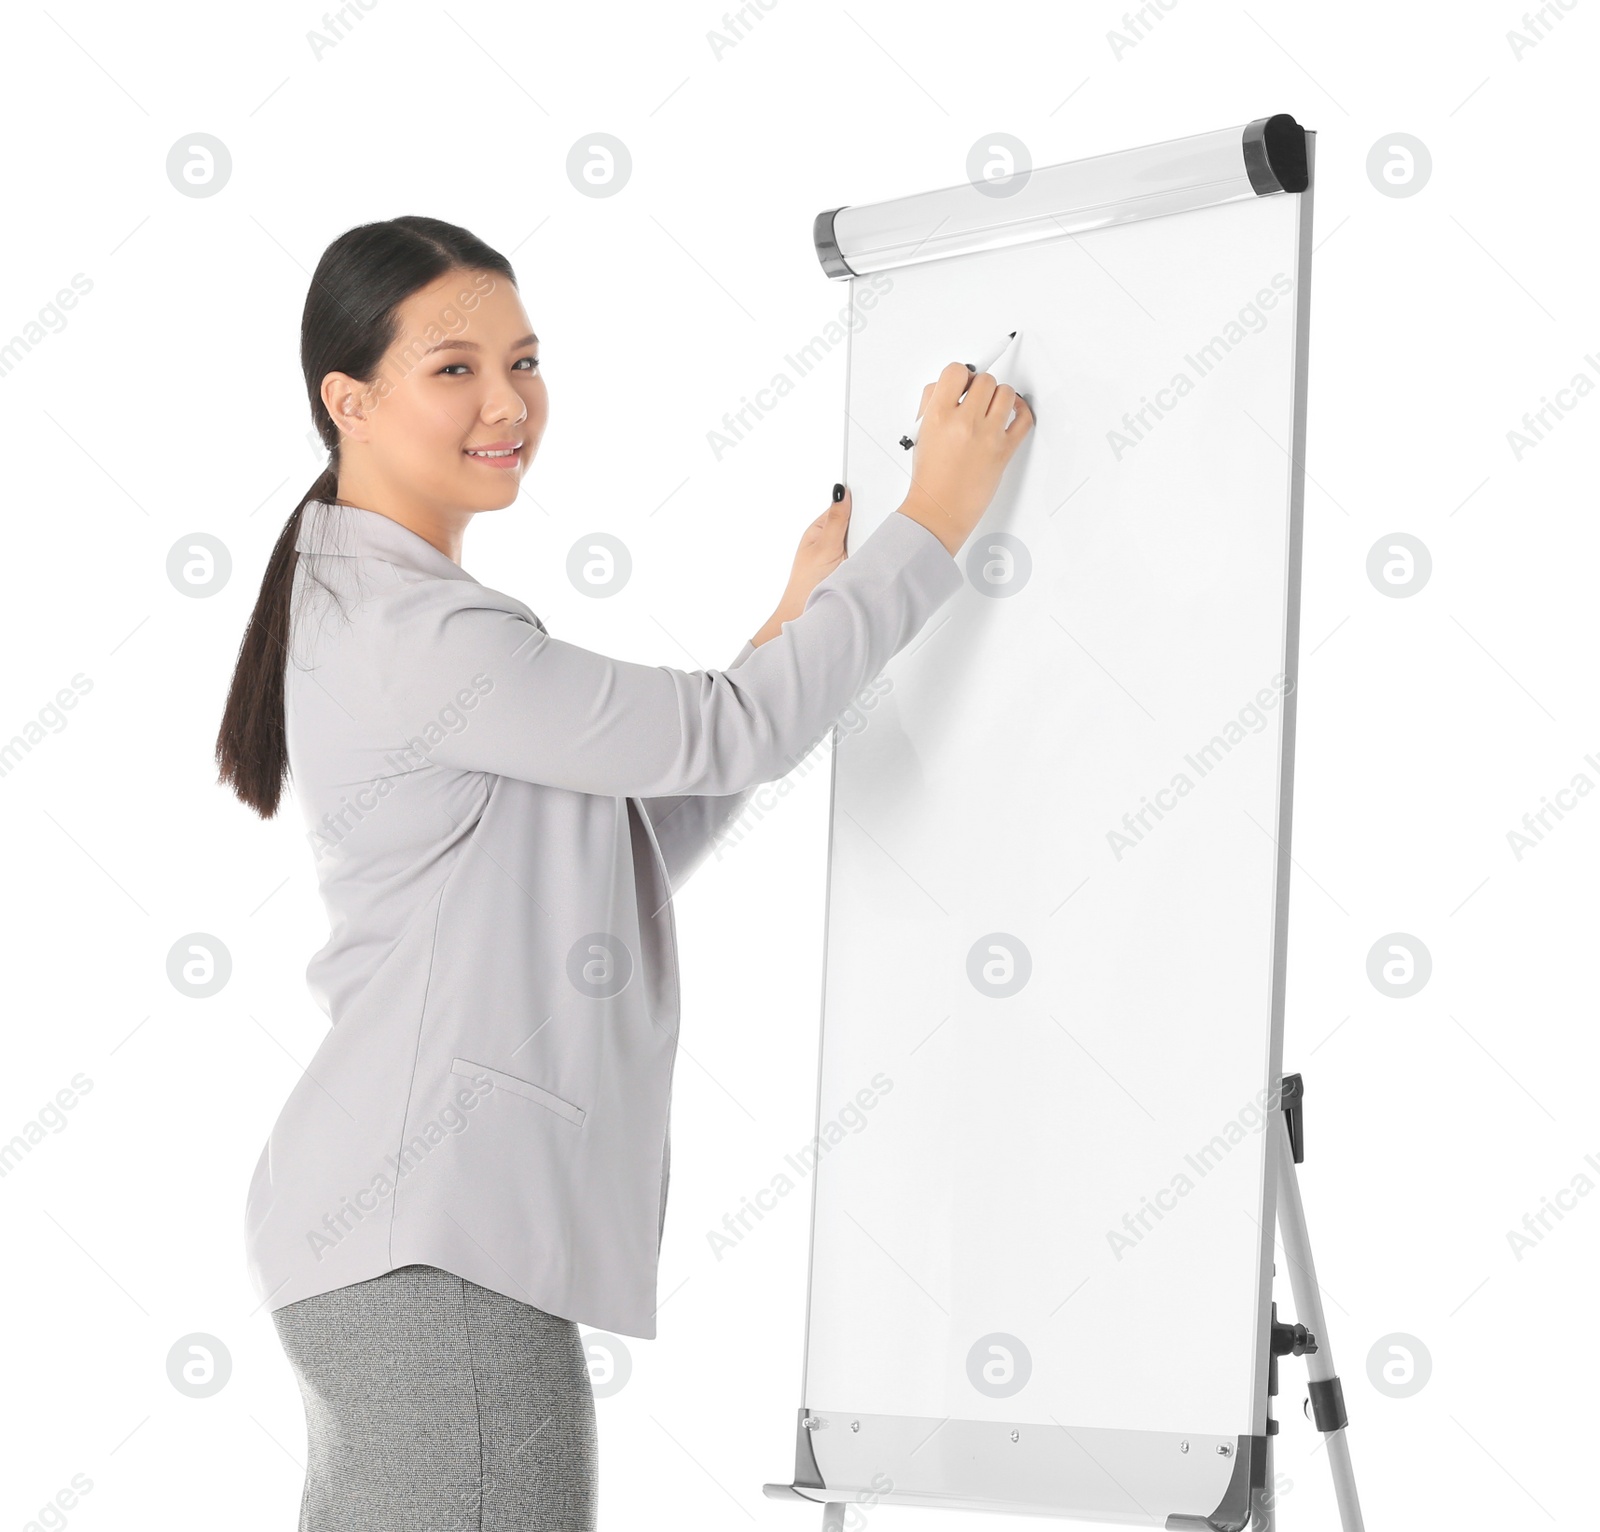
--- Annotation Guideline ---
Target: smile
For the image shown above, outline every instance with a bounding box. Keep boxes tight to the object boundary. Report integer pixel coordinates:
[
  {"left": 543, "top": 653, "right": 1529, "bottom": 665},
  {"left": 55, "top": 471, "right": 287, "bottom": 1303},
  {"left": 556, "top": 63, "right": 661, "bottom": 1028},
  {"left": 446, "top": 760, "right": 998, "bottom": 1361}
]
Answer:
[{"left": 465, "top": 443, "right": 522, "bottom": 469}]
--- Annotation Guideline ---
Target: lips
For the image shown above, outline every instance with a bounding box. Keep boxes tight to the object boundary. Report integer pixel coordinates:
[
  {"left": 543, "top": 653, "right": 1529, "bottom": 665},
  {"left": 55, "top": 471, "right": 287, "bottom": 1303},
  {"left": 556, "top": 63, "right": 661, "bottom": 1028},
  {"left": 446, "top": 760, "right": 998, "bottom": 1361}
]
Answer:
[{"left": 465, "top": 441, "right": 522, "bottom": 469}]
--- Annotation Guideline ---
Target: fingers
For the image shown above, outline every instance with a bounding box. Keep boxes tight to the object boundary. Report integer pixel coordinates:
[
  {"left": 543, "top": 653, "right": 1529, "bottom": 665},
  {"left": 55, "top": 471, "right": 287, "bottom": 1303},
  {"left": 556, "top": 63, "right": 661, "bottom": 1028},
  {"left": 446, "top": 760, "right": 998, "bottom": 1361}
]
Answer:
[
  {"left": 980, "top": 385, "right": 1034, "bottom": 445},
  {"left": 816, "top": 485, "right": 851, "bottom": 526},
  {"left": 922, "top": 364, "right": 1036, "bottom": 443},
  {"left": 929, "top": 359, "right": 975, "bottom": 411},
  {"left": 985, "top": 383, "right": 1017, "bottom": 420},
  {"left": 1005, "top": 391, "right": 1036, "bottom": 439},
  {"left": 961, "top": 370, "right": 998, "bottom": 417}
]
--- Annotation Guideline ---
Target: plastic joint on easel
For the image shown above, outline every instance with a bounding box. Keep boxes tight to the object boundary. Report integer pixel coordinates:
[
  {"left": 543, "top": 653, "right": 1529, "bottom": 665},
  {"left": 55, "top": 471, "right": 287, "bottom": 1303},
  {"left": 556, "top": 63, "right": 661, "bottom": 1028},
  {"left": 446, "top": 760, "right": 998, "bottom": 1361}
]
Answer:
[
  {"left": 1266, "top": 1300, "right": 1318, "bottom": 1434},
  {"left": 1307, "top": 1377, "right": 1349, "bottom": 1433},
  {"left": 1279, "top": 1072, "right": 1305, "bottom": 1163}
]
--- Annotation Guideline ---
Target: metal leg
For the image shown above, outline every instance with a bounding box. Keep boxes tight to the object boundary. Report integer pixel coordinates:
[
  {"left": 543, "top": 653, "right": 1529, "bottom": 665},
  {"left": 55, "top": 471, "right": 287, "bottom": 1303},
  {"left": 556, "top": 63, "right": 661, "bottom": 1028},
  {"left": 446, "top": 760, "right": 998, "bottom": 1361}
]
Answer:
[
  {"left": 820, "top": 1501, "right": 846, "bottom": 1532},
  {"left": 1274, "top": 1112, "right": 1366, "bottom": 1532}
]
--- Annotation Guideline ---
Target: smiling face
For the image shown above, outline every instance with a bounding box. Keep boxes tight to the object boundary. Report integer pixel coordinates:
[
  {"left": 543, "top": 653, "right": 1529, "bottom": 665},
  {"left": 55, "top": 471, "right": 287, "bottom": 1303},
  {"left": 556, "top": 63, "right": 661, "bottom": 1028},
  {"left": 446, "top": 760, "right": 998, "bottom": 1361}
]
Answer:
[{"left": 320, "top": 266, "right": 548, "bottom": 533}]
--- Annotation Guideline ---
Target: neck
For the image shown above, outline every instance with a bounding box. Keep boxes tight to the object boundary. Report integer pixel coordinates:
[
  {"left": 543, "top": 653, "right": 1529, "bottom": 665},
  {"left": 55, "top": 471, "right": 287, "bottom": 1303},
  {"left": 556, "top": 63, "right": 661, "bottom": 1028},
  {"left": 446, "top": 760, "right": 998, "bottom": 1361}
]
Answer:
[{"left": 331, "top": 476, "right": 472, "bottom": 565}]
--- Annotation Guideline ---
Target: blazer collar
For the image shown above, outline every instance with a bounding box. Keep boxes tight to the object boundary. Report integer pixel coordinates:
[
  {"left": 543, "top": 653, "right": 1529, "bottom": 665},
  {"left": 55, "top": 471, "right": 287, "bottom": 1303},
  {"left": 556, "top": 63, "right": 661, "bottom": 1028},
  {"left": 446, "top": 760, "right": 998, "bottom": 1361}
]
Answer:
[{"left": 294, "top": 498, "right": 478, "bottom": 584}]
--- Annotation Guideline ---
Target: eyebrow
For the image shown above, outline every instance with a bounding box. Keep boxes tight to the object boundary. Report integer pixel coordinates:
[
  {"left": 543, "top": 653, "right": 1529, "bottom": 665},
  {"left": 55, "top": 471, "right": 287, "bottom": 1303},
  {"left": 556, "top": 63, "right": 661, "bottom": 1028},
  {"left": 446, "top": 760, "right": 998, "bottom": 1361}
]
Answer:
[{"left": 422, "top": 332, "right": 539, "bottom": 356}]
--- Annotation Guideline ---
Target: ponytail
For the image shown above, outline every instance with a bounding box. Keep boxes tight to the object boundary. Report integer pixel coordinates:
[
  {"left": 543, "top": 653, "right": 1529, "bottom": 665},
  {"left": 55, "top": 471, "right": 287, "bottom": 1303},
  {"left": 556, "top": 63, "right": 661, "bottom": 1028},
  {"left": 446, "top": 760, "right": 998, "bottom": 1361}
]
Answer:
[{"left": 213, "top": 466, "right": 337, "bottom": 818}]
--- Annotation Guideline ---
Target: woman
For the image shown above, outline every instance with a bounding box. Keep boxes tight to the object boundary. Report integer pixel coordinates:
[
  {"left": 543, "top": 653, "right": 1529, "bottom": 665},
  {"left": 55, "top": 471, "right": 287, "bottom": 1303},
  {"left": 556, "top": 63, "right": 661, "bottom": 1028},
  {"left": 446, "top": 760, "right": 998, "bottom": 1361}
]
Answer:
[{"left": 216, "top": 214, "right": 1031, "bottom": 1530}]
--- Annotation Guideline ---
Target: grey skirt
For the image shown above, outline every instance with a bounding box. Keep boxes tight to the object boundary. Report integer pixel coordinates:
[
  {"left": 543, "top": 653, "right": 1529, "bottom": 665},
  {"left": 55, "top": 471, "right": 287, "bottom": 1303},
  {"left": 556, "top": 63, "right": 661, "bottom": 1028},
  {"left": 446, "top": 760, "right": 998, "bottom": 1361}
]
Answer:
[{"left": 271, "top": 1264, "right": 597, "bottom": 1531}]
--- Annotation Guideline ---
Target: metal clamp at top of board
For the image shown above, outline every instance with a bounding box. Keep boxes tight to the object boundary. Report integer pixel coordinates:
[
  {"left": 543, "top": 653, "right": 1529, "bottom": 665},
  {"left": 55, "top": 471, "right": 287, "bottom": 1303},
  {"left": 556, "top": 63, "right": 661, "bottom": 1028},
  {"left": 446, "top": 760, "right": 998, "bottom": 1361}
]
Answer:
[{"left": 811, "top": 113, "right": 1311, "bottom": 279}]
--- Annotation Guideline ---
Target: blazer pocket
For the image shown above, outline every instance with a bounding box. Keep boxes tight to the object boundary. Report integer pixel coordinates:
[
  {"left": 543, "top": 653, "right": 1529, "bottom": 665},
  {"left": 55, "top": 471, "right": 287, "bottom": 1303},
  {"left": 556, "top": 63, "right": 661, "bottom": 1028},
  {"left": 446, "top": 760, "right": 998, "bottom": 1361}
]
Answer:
[{"left": 452, "top": 1057, "right": 586, "bottom": 1126}]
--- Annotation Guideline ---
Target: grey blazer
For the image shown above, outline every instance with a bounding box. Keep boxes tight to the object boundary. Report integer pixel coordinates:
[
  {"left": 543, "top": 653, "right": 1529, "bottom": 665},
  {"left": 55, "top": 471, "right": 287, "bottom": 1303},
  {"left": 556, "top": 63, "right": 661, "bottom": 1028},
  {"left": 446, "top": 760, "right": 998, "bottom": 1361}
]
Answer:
[{"left": 244, "top": 497, "right": 962, "bottom": 1335}]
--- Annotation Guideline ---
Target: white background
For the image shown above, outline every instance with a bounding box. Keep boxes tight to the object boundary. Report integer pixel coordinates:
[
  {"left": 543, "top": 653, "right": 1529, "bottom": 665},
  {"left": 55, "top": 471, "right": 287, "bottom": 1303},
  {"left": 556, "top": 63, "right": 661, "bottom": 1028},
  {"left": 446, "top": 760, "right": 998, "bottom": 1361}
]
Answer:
[{"left": 0, "top": 3, "right": 1593, "bottom": 1530}]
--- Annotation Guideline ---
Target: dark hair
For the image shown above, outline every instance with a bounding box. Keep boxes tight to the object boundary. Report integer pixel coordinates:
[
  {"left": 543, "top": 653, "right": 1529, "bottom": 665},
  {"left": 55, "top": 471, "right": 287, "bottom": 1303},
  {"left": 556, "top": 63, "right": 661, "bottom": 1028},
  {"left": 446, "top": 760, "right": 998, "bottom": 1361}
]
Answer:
[{"left": 214, "top": 216, "right": 516, "bottom": 818}]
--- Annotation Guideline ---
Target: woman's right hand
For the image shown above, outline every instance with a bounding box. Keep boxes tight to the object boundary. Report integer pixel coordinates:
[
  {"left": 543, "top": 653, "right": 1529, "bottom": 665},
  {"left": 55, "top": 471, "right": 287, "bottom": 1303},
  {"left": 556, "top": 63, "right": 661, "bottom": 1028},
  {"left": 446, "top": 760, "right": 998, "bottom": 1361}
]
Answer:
[{"left": 897, "top": 361, "right": 1035, "bottom": 556}]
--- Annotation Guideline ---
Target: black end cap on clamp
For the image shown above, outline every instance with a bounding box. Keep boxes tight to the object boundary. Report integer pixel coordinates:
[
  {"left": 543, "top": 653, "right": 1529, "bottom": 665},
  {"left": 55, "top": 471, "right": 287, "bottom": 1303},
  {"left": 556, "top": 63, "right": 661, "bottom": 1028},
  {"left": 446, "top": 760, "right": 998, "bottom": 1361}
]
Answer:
[{"left": 1243, "top": 114, "right": 1310, "bottom": 195}]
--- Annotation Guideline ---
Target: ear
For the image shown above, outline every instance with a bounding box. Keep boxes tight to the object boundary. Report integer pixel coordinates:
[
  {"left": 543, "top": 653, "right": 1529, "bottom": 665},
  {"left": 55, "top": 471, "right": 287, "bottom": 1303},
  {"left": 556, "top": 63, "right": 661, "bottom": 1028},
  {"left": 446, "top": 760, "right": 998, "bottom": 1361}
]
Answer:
[{"left": 321, "top": 371, "right": 370, "bottom": 443}]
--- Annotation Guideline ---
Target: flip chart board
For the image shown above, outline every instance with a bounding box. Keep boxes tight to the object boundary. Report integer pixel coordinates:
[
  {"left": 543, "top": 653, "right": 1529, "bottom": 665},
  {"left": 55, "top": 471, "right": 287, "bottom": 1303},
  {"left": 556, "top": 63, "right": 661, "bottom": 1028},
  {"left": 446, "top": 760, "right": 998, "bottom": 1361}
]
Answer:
[{"left": 768, "top": 116, "right": 1315, "bottom": 1530}]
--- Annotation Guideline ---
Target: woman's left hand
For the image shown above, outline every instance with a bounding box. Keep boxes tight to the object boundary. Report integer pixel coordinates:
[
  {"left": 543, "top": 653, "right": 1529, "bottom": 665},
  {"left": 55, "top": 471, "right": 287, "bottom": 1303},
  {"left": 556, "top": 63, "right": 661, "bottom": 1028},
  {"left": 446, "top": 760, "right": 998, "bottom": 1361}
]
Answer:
[{"left": 751, "top": 486, "right": 851, "bottom": 648}]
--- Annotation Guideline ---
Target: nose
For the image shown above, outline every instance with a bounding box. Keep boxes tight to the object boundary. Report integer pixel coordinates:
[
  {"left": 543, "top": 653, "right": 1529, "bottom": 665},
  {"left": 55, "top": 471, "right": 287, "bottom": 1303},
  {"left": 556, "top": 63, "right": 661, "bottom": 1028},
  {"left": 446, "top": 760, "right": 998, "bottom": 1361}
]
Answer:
[
  {"left": 483, "top": 391, "right": 527, "bottom": 427},
  {"left": 481, "top": 372, "right": 531, "bottom": 427}
]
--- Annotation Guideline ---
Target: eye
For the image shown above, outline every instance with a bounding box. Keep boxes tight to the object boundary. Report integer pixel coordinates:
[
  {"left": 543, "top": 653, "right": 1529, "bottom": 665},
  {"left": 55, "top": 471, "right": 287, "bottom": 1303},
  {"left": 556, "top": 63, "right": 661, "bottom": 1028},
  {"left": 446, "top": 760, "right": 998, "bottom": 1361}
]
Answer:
[{"left": 436, "top": 357, "right": 540, "bottom": 377}]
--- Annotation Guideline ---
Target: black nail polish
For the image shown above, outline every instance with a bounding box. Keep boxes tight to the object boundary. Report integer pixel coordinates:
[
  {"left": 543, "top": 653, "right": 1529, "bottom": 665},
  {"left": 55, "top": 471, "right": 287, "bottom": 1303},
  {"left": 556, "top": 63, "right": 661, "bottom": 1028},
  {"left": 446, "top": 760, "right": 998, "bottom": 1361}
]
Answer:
[{"left": 832, "top": 482, "right": 845, "bottom": 502}]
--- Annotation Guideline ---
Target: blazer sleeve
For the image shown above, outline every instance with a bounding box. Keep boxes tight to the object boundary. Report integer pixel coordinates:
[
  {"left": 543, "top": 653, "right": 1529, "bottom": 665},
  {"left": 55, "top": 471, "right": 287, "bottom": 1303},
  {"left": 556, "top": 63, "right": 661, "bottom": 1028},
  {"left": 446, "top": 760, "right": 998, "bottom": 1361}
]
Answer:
[
  {"left": 369, "top": 508, "right": 963, "bottom": 799},
  {"left": 637, "top": 638, "right": 760, "bottom": 897}
]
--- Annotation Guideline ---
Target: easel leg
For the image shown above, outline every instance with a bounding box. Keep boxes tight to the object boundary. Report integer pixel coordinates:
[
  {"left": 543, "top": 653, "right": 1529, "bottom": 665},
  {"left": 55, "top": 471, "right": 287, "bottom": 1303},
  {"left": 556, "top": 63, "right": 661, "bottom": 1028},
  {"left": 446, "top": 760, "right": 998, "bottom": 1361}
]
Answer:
[
  {"left": 1274, "top": 1112, "right": 1366, "bottom": 1532},
  {"left": 1250, "top": 1429, "right": 1276, "bottom": 1531}
]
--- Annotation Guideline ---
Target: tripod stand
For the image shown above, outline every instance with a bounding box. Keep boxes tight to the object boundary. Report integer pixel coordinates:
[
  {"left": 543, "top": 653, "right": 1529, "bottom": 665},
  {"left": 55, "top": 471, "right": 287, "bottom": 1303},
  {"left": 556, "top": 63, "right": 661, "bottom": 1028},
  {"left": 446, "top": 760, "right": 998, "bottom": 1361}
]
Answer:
[{"left": 1248, "top": 1073, "right": 1365, "bottom": 1532}]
